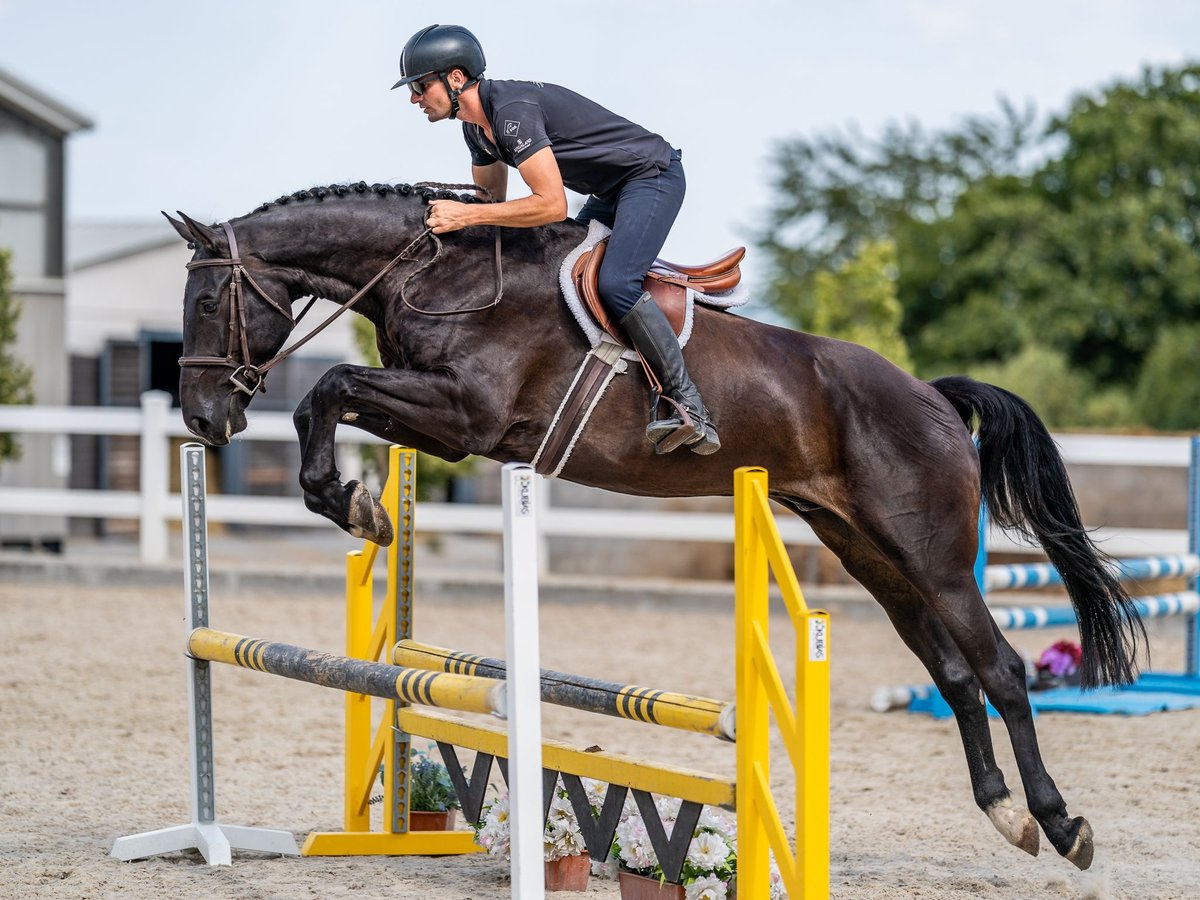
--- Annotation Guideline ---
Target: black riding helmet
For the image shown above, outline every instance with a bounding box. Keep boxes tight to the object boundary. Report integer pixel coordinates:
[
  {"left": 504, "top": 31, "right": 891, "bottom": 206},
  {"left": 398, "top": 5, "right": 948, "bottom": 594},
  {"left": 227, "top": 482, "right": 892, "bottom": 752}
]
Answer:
[{"left": 392, "top": 24, "right": 486, "bottom": 120}]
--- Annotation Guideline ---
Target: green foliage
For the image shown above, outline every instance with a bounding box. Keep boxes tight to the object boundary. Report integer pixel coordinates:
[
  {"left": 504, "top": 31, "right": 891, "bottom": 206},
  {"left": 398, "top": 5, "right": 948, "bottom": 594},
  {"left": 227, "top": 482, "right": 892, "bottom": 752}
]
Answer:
[
  {"left": 809, "top": 240, "right": 912, "bottom": 371},
  {"left": 759, "top": 100, "right": 1038, "bottom": 326},
  {"left": 404, "top": 748, "right": 460, "bottom": 812},
  {"left": 965, "top": 344, "right": 1135, "bottom": 430},
  {"left": 1135, "top": 324, "right": 1200, "bottom": 431},
  {"left": 0, "top": 249, "right": 34, "bottom": 461},
  {"left": 759, "top": 63, "right": 1200, "bottom": 431},
  {"left": 351, "top": 317, "right": 477, "bottom": 499}
]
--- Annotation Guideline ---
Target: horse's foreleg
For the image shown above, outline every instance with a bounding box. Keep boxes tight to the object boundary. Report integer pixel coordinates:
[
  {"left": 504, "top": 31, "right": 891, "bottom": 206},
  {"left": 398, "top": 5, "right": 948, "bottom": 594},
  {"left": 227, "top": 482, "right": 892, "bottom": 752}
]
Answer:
[
  {"left": 293, "top": 365, "right": 488, "bottom": 545},
  {"left": 794, "top": 505, "right": 1038, "bottom": 857}
]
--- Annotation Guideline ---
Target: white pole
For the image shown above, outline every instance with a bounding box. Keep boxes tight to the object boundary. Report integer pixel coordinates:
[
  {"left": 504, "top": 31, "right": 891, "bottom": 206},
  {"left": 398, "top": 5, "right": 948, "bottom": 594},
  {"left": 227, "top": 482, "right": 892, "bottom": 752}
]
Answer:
[
  {"left": 501, "top": 463, "right": 545, "bottom": 898},
  {"left": 139, "top": 390, "right": 172, "bottom": 563}
]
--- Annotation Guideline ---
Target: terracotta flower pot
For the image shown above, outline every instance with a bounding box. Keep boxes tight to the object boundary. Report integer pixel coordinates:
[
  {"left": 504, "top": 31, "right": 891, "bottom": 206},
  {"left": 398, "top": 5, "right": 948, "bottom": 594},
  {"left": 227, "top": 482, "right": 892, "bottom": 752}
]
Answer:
[
  {"left": 617, "top": 870, "right": 685, "bottom": 899},
  {"left": 545, "top": 851, "right": 591, "bottom": 891},
  {"left": 407, "top": 809, "right": 457, "bottom": 831}
]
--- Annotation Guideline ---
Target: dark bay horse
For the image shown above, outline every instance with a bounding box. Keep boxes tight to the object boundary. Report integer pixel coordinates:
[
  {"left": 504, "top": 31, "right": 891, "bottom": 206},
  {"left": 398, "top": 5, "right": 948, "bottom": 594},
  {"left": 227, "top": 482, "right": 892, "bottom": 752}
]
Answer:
[{"left": 167, "top": 181, "right": 1144, "bottom": 870}]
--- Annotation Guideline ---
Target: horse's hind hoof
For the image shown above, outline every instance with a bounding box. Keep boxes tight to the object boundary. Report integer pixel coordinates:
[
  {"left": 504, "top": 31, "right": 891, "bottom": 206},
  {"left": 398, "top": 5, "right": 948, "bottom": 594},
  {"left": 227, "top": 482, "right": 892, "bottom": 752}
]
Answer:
[
  {"left": 1063, "top": 817, "right": 1094, "bottom": 870},
  {"left": 985, "top": 797, "right": 1039, "bottom": 857},
  {"left": 345, "top": 481, "right": 394, "bottom": 546}
]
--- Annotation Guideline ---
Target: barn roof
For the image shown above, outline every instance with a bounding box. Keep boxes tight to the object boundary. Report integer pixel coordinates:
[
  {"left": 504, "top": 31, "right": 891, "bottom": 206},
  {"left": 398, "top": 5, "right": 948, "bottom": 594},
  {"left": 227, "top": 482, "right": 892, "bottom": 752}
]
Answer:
[{"left": 0, "top": 64, "right": 94, "bottom": 137}]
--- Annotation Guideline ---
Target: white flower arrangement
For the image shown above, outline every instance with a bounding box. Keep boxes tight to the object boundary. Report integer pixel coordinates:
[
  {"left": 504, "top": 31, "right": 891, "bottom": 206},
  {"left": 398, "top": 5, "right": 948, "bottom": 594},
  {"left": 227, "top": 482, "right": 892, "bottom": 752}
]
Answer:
[
  {"left": 610, "top": 796, "right": 788, "bottom": 898},
  {"left": 472, "top": 779, "right": 599, "bottom": 862},
  {"left": 474, "top": 778, "right": 789, "bottom": 898}
]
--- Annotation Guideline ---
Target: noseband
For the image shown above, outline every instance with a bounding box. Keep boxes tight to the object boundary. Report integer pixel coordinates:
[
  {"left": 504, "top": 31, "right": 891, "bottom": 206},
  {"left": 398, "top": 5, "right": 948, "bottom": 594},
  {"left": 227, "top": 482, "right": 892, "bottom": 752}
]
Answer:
[{"left": 177, "top": 208, "right": 492, "bottom": 397}]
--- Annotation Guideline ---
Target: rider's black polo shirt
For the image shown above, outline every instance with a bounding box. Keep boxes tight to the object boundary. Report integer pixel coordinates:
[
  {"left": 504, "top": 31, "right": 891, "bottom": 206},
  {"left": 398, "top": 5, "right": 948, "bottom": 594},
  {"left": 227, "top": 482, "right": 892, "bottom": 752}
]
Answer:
[{"left": 463, "top": 79, "right": 675, "bottom": 199}]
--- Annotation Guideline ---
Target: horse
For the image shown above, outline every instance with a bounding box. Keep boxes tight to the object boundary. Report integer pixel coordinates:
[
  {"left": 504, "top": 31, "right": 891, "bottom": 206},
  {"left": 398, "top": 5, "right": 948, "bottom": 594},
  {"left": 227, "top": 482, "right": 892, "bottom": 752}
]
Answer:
[{"left": 166, "top": 180, "right": 1145, "bottom": 871}]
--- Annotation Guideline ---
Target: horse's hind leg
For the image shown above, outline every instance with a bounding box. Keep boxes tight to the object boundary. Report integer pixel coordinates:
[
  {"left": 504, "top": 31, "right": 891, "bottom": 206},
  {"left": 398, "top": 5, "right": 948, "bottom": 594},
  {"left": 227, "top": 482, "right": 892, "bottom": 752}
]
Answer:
[
  {"left": 935, "top": 602, "right": 1095, "bottom": 868},
  {"left": 795, "top": 506, "right": 1039, "bottom": 857},
  {"left": 828, "top": 493, "right": 1096, "bottom": 869}
]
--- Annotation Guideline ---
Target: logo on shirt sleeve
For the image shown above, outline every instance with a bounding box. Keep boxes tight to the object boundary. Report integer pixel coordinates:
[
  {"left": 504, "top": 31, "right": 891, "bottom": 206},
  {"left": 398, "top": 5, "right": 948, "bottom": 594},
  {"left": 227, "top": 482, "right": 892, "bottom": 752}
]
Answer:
[{"left": 504, "top": 120, "right": 521, "bottom": 137}]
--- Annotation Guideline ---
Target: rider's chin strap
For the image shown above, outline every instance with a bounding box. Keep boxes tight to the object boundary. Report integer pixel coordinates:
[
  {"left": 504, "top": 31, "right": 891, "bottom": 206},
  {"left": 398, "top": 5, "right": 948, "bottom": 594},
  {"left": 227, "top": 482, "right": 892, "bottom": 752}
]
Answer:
[{"left": 441, "top": 73, "right": 479, "bottom": 120}]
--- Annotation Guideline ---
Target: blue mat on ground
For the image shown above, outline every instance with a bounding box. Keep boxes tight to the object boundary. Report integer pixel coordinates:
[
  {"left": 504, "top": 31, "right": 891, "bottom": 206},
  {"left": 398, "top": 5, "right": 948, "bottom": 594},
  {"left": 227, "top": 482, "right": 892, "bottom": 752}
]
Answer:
[{"left": 906, "top": 671, "right": 1200, "bottom": 718}]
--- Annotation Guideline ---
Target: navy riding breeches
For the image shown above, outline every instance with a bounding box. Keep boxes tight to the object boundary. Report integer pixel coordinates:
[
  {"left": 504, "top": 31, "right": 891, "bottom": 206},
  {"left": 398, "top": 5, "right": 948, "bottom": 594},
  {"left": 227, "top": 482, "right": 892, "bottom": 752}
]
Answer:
[{"left": 574, "top": 150, "right": 685, "bottom": 319}]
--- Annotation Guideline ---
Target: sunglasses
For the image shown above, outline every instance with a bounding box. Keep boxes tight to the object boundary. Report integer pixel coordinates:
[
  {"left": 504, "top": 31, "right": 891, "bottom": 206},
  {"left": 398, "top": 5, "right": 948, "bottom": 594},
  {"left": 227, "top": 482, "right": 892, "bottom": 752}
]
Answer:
[{"left": 408, "top": 73, "right": 441, "bottom": 97}]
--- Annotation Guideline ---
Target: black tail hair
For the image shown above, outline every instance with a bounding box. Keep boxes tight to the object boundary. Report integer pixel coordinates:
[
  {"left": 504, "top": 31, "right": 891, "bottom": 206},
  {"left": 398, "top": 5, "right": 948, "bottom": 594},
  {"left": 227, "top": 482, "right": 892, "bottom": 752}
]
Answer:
[{"left": 932, "top": 375, "right": 1146, "bottom": 687}]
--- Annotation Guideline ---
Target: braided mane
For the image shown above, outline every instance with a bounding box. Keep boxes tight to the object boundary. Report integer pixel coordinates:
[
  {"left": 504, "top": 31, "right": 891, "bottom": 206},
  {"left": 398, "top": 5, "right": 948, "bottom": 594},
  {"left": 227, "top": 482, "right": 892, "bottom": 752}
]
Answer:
[{"left": 250, "top": 181, "right": 490, "bottom": 215}]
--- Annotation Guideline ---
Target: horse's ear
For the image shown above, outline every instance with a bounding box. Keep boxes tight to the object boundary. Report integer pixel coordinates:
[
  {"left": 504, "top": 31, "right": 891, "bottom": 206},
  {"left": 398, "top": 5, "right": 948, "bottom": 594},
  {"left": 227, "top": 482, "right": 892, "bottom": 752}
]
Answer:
[
  {"left": 171, "top": 211, "right": 223, "bottom": 253},
  {"left": 162, "top": 212, "right": 194, "bottom": 245}
]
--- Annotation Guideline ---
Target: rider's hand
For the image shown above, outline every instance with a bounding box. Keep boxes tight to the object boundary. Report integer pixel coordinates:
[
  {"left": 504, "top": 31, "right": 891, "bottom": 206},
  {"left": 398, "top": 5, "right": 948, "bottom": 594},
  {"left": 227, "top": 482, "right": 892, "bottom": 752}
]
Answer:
[{"left": 426, "top": 199, "right": 476, "bottom": 234}]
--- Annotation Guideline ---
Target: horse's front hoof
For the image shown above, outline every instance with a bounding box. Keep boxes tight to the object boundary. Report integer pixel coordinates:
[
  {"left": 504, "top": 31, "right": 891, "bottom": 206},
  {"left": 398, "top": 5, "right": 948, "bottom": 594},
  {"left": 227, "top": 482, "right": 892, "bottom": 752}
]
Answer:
[
  {"left": 345, "top": 481, "right": 394, "bottom": 546},
  {"left": 1063, "top": 817, "right": 1094, "bottom": 870},
  {"left": 985, "top": 797, "right": 1039, "bottom": 857}
]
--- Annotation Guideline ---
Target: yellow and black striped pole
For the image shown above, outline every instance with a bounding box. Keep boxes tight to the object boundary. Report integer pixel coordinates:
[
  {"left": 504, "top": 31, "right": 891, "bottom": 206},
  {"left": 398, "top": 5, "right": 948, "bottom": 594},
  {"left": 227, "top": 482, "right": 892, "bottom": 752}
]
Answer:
[
  {"left": 189, "top": 628, "right": 505, "bottom": 716},
  {"left": 393, "top": 639, "right": 736, "bottom": 741}
]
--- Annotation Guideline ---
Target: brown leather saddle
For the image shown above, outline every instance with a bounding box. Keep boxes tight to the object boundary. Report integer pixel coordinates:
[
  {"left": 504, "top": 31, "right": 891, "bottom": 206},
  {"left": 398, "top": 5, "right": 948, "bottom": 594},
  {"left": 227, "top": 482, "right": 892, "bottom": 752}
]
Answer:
[{"left": 571, "top": 239, "right": 745, "bottom": 343}]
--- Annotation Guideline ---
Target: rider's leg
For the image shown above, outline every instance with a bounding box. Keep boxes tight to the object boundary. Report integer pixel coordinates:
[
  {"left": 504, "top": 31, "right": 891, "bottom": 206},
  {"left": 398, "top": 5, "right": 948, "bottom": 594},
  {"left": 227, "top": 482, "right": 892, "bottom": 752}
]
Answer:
[
  {"left": 598, "top": 151, "right": 719, "bottom": 455},
  {"left": 619, "top": 294, "right": 720, "bottom": 454}
]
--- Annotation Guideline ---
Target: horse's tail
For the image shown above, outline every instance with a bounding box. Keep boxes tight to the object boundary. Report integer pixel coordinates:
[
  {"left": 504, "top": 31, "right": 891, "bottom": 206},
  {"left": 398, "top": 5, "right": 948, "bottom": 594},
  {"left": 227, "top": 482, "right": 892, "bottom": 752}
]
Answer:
[{"left": 931, "top": 375, "right": 1146, "bottom": 688}]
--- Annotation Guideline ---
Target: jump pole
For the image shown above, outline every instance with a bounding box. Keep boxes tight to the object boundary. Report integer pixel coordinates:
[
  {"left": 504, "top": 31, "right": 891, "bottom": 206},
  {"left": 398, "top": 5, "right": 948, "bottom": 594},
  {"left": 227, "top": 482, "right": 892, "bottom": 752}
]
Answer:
[
  {"left": 392, "top": 640, "right": 737, "bottom": 740},
  {"left": 111, "top": 442, "right": 301, "bottom": 865}
]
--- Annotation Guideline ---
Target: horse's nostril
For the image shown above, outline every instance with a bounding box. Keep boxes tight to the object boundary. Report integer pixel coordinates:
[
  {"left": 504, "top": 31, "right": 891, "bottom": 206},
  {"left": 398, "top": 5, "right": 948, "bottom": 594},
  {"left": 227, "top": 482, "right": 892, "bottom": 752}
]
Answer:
[{"left": 188, "top": 416, "right": 209, "bottom": 437}]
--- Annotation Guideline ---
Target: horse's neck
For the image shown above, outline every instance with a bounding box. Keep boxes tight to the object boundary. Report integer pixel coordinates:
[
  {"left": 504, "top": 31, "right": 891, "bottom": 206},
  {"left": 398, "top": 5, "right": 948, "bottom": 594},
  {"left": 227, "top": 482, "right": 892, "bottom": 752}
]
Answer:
[
  {"left": 249, "top": 204, "right": 425, "bottom": 315},
  {"left": 247, "top": 203, "right": 585, "bottom": 335}
]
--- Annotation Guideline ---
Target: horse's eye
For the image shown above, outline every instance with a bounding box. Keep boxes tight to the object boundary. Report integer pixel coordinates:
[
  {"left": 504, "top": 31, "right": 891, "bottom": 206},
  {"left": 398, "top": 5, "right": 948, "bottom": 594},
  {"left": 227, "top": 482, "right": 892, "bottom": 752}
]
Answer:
[{"left": 200, "top": 299, "right": 219, "bottom": 316}]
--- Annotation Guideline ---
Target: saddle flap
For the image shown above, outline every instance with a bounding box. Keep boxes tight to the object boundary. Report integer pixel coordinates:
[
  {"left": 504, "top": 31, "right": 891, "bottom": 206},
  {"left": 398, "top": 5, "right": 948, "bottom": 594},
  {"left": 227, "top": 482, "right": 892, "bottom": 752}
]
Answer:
[{"left": 572, "top": 239, "right": 686, "bottom": 343}]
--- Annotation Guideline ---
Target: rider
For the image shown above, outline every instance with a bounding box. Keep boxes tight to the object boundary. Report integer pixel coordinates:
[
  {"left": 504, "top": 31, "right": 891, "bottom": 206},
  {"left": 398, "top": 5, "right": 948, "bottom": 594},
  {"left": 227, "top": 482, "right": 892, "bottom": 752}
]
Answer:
[{"left": 393, "top": 23, "right": 720, "bottom": 456}]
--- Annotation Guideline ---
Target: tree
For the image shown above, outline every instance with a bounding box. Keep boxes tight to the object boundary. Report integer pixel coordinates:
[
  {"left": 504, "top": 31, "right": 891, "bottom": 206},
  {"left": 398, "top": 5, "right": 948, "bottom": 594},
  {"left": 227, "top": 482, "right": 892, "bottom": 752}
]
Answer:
[
  {"left": 809, "top": 240, "right": 912, "bottom": 371},
  {"left": 758, "top": 100, "right": 1038, "bottom": 327},
  {"left": 759, "top": 63, "right": 1200, "bottom": 429},
  {"left": 1135, "top": 323, "right": 1200, "bottom": 431},
  {"left": 0, "top": 248, "right": 34, "bottom": 460}
]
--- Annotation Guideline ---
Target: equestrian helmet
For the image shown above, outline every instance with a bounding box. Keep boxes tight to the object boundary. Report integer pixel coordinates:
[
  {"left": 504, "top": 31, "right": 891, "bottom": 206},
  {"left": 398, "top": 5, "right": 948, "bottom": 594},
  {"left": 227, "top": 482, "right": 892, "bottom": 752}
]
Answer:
[{"left": 392, "top": 24, "right": 486, "bottom": 89}]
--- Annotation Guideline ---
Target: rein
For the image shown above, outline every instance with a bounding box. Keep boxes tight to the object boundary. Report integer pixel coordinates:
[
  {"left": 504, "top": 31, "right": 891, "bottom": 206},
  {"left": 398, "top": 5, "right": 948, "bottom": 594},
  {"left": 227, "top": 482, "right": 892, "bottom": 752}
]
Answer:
[
  {"left": 178, "top": 185, "right": 504, "bottom": 396},
  {"left": 399, "top": 181, "right": 504, "bottom": 316}
]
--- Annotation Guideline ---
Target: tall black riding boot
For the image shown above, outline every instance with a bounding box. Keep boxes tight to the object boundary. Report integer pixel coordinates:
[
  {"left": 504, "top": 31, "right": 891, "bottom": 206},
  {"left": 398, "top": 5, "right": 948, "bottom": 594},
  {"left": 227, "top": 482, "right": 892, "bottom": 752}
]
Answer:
[{"left": 619, "top": 292, "right": 720, "bottom": 455}]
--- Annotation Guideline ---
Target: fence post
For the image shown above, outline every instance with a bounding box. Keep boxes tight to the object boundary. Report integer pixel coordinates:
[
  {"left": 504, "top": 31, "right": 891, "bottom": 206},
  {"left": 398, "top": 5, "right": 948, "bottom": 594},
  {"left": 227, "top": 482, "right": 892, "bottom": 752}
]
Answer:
[
  {"left": 1188, "top": 436, "right": 1199, "bottom": 677},
  {"left": 501, "top": 463, "right": 545, "bottom": 899},
  {"left": 139, "top": 391, "right": 173, "bottom": 563}
]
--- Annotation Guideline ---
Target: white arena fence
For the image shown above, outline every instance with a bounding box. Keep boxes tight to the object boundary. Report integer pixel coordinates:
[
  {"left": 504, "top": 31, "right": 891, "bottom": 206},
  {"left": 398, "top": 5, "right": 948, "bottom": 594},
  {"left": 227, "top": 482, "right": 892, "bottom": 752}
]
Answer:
[{"left": 0, "top": 390, "right": 1195, "bottom": 565}]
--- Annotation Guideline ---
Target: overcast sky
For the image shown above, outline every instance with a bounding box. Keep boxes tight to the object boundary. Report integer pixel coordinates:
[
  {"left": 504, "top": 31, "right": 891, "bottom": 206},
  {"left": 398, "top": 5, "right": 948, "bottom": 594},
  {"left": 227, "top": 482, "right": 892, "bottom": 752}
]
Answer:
[{"left": 2, "top": 0, "right": 1199, "bottom": 295}]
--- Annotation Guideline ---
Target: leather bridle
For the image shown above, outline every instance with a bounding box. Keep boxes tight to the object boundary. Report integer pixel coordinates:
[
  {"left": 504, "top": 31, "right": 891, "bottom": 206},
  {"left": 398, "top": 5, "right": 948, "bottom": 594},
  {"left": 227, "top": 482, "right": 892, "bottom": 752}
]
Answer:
[
  {"left": 178, "top": 199, "right": 502, "bottom": 397},
  {"left": 179, "top": 222, "right": 301, "bottom": 395}
]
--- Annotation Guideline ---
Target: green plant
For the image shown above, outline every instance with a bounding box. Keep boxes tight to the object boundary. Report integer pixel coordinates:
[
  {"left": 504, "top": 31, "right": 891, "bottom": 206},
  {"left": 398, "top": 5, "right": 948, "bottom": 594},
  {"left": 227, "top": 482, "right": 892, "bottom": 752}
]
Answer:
[
  {"left": 407, "top": 748, "right": 460, "bottom": 812},
  {"left": 0, "top": 248, "right": 34, "bottom": 461}
]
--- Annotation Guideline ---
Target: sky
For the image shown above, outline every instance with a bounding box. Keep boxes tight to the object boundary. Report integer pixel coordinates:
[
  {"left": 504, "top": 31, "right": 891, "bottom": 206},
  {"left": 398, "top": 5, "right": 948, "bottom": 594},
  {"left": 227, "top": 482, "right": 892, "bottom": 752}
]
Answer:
[{"left": 2, "top": 0, "right": 1199, "bottom": 298}]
